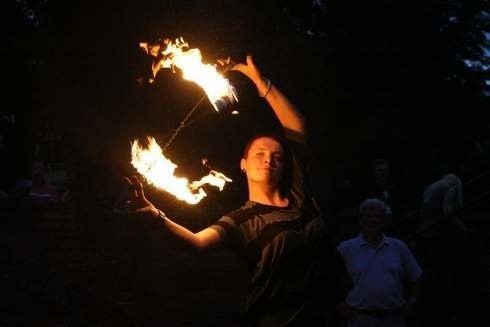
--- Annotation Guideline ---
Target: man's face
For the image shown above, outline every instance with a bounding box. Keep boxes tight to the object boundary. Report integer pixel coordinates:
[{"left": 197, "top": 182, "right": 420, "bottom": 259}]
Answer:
[
  {"left": 241, "top": 137, "right": 285, "bottom": 186},
  {"left": 360, "top": 206, "right": 385, "bottom": 233}
]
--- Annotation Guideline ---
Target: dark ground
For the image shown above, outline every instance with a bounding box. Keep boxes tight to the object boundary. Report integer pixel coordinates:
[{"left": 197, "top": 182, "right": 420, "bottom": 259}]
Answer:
[
  {"left": 0, "top": 199, "right": 248, "bottom": 327},
  {"left": 1, "top": 191, "right": 489, "bottom": 326}
]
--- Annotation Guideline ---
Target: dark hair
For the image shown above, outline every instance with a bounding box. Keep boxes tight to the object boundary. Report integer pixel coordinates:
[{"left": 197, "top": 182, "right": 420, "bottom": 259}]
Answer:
[{"left": 242, "top": 133, "right": 293, "bottom": 196}]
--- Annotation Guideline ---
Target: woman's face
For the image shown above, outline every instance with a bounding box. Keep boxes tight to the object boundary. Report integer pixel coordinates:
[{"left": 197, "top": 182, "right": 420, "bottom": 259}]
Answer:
[{"left": 241, "top": 137, "right": 285, "bottom": 186}]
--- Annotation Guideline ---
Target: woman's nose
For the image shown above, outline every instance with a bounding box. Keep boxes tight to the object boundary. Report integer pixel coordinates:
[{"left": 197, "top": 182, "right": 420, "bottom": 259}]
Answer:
[{"left": 264, "top": 155, "right": 274, "bottom": 166}]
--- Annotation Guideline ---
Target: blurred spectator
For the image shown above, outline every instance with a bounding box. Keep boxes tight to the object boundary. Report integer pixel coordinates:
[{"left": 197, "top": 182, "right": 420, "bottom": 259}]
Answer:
[
  {"left": 417, "top": 173, "right": 466, "bottom": 236},
  {"left": 28, "top": 161, "right": 58, "bottom": 208},
  {"left": 34, "top": 118, "right": 56, "bottom": 162},
  {"left": 336, "top": 199, "right": 422, "bottom": 327},
  {"left": 29, "top": 116, "right": 71, "bottom": 204},
  {"left": 366, "top": 159, "right": 395, "bottom": 216},
  {"left": 359, "top": 158, "right": 408, "bottom": 237},
  {"left": 413, "top": 173, "right": 469, "bottom": 326},
  {"left": 48, "top": 161, "right": 71, "bottom": 203}
]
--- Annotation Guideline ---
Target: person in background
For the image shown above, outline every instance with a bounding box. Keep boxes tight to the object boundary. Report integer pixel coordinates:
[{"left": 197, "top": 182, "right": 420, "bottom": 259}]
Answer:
[
  {"left": 336, "top": 198, "right": 422, "bottom": 327},
  {"left": 417, "top": 173, "right": 465, "bottom": 236},
  {"left": 28, "top": 160, "right": 58, "bottom": 208},
  {"left": 364, "top": 159, "right": 395, "bottom": 216},
  {"left": 413, "top": 173, "right": 468, "bottom": 326}
]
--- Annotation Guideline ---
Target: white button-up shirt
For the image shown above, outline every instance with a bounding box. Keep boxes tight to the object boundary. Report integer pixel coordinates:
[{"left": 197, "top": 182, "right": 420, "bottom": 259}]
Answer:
[{"left": 337, "top": 234, "right": 422, "bottom": 310}]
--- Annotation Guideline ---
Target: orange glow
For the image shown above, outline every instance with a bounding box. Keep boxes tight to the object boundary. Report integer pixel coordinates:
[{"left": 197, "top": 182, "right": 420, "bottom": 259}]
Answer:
[
  {"left": 131, "top": 137, "right": 231, "bottom": 204},
  {"left": 140, "top": 37, "right": 238, "bottom": 112}
]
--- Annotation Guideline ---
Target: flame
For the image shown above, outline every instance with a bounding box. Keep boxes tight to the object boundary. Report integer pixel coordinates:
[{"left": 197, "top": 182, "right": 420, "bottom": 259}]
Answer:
[
  {"left": 131, "top": 137, "right": 232, "bottom": 205},
  {"left": 140, "top": 37, "right": 238, "bottom": 112}
]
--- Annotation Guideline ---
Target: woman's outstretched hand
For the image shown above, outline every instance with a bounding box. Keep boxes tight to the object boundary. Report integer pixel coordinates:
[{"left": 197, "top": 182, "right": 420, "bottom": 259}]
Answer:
[
  {"left": 124, "top": 175, "right": 159, "bottom": 218},
  {"left": 218, "top": 55, "right": 266, "bottom": 86},
  {"left": 231, "top": 55, "right": 264, "bottom": 84},
  {"left": 228, "top": 55, "right": 271, "bottom": 98}
]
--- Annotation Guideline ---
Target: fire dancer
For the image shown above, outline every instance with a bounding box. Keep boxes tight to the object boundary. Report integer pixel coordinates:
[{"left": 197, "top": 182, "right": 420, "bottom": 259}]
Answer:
[{"left": 126, "top": 55, "right": 347, "bottom": 326}]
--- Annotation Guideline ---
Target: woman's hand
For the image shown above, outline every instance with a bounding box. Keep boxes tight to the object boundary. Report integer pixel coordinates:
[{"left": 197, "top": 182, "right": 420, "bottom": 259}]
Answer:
[
  {"left": 124, "top": 176, "right": 159, "bottom": 218},
  {"left": 231, "top": 55, "right": 263, "bottom": 82},
  {"left": 233, "top": 56, "right": 271, "bottom": 95},
  {"left": 219, "top": 55, "right": 270, "bottom": 96}
]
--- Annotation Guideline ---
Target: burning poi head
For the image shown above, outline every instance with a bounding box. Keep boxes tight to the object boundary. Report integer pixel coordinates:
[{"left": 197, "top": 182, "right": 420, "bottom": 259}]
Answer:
[
  {"left": 140, "top": 37, "right": 238, "bottom": 113},
  {"left": 131, "top": 137, "right": 232, "bottom": 205},
  {"left": 132, "top": 37, "right": 236, "bottom": 204}
]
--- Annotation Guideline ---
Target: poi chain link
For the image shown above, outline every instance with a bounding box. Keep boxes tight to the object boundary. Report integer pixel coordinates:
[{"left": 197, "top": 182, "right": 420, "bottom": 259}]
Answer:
[
  {"left": 162, "top": 94, "right": 207, "bottom": 153},
  {"left": 161, "top": 61, "right": 235, "bottom": 153}
]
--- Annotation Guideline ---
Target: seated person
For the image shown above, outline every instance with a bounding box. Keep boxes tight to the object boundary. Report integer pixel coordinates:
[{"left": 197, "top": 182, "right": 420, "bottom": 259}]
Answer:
[{"left": 28, "top": 161, "right": 58, "bottom": 207}]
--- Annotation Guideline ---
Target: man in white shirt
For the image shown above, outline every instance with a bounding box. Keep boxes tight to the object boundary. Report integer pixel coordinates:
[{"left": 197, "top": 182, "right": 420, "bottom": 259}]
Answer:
[{"left": 336, "top": 199, "right": 422, "bottom": 327}]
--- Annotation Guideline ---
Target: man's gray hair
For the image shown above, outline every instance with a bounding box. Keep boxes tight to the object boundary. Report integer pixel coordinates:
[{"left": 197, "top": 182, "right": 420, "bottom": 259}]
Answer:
[{"left": 359, "top": 198, "right": 387, "bottom": 214}]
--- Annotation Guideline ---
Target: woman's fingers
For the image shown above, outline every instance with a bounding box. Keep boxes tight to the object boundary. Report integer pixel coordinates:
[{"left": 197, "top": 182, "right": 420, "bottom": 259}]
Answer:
[
  {"left": 245, "top": 55, "right": 254, "bottom": 66},
  {"left": 123, "top": 176, "right": 137, "bottom": 199},
  {"left": 231, "top": 62, "right": 245, "bottom": 72},
  {"left": 124, "top": 175, "right": 146, "bottom": 200},
  {"left": 134, "top": 207, "right": 150, "bottom": 214},
  {"left": 217, "top": 56, "right": 231, "bottom": 66},
  {"left": 132, "top": 176, "right": 146, "bottom": 200}
]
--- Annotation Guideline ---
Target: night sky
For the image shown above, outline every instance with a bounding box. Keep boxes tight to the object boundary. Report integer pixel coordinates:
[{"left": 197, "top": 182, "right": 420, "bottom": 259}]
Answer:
[{"left": 4, "top": 1, "right": 489, "bottom": 200}]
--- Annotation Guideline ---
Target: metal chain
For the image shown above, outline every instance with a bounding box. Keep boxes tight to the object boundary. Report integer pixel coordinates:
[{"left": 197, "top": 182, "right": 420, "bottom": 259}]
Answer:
[
  {"left": 161, "top": 61, "right": 235, "bottom": 153},
  {"left": 162, "top": 94, "right": 207, "bottom": 153}
]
